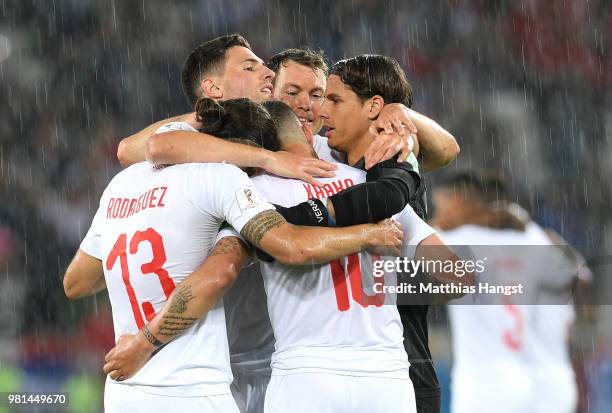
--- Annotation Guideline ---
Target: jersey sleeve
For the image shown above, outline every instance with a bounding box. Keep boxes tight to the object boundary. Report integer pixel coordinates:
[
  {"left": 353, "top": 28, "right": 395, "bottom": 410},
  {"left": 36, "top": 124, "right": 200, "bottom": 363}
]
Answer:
[
  {"left": 215, "top": 227, "right": 244, "bottom": 244},
  {"left": 155, "top": 121, "right": 199, "bottom": 134},
  {"left": 186, "top": 163, "right": 276, "bottom": 234},
  {"left": 79, "top": 205, "right": 104, "bottom": 260},
  {"left": 395, "top": 205, "right": 436, "bottom": 246}
]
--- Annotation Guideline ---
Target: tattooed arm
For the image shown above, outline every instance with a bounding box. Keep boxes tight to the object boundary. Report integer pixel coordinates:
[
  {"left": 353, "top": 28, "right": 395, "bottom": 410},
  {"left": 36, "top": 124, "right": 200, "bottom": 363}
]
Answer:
[
  {"left": 102, "top": 236, "right": 249, "bottom": 380},
  {"left": 240, "top": 209, "right": 405, "bottom": 265}
]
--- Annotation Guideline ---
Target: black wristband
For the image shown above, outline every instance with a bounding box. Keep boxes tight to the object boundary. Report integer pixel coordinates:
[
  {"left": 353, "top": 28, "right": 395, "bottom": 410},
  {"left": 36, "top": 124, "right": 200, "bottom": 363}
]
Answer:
[
  {"left": 142, "top": 325, "right": 164, "bottom": 347},
  {"left": 274, "top": 198, "right": 331, "bottom": 227}
]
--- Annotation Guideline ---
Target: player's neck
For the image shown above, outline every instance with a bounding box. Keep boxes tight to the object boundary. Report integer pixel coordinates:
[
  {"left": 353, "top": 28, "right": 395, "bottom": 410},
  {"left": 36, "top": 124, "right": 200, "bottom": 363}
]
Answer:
[{"left": 346, "top": 132, "right": 372, "bottom": 166}]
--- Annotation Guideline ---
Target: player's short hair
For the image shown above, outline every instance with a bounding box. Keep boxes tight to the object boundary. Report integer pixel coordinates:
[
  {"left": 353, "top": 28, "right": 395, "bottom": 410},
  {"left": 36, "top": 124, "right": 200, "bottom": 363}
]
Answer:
[
  {"left": 195, "top": 97, "right": 280, "bottom": 152},
  {"left": 330, "top": 55, "right": 413, "bottom": 108},
  {"left": 438, "top": 170, "right": 509, "bottom": 204},
  {"left": 181, "top": 34, "right": 251, "bottom": 107},
  {"left": 262, "top": 100, "right": 299, "bottom": 131},
  {"left": 262, "top": 100, "right": 315, "bottom": 156},
  {"left": 268, "top": 48, "right": 329, "bottom": 78}
]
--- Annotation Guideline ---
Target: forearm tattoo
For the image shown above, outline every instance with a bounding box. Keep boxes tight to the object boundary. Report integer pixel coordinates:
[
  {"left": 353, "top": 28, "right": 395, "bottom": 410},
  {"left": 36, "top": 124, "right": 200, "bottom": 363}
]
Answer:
[
  {"left": 157, "top": 284, "right": 198, "bottom": 339},
  {"left": 208, "top": 236, "right": 248, "bottom": 257},
  {"left": 240, "top": 210, "right": 285, "bottom": 247}
]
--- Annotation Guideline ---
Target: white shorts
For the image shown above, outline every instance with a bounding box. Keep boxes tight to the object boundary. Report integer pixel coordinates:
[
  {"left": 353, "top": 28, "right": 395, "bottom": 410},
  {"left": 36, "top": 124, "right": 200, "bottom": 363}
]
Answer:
[
  {"left": 231, "top": 373, "right": 270, "bottom": 413},
  {"left": 264, "top": 372, "right": 416, "bottom": 413},
  {"left": 451, "top": 367, "right": 534, "bottom": 413},
  {"left": 104, "top": 379, "right": 240, "bottom": 413}
]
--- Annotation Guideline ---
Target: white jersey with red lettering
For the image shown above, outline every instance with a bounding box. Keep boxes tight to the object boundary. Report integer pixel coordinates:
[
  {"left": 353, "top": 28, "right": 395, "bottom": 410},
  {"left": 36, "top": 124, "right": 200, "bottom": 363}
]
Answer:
[
  {"left": 80, "top": 160, "right": 274, "bottom": 397},
  {"left": 250, "top": 162, "right": 436, "bottom": 377},
  {"left": 441, "top": 223, "right": 574, "bottom": 413},
  {"left": 522, "top": 224, "right": 582, "bottom": 413}
]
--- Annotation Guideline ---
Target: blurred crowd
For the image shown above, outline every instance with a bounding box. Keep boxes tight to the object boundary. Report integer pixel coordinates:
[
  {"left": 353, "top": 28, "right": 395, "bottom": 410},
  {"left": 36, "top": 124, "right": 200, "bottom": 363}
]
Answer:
[{"left": 1, "top": 0, "right": 611, "bottom": 411}]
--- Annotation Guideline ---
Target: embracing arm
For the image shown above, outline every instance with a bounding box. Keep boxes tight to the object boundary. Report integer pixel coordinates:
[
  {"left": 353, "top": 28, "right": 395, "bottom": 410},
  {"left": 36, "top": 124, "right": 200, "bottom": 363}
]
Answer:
[
  {"left": 365, "top": 104, "right": 459, "bottom": 172},
  {"left": 408, "top": 109, "right": 459, "bottom": 171},
  {"left": 63, "top": 250, "right": 106, "bottom": 299},
  {"left": 414, "top": 233, "right": 475, "bottom": 303},
  {"left": 103, "top": 236, "right": 250, "bottom": 380},
  {"left": 117, "top": 112, "right": 197, "bottom": 167},
  {"left": 146, "top": 130, "right": 334, "bottom": 186},
  {"left": 240, "top": 210, "right": 403, "bottom": 265}
]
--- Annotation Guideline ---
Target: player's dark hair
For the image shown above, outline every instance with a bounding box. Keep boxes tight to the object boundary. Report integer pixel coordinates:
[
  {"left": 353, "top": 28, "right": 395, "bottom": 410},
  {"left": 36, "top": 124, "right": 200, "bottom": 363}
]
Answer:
[
  {"left": 268, "top": 48, "right": 329, "bottom": 77},
  {"left": 330, "top": 55, "right": 413, "bottom": 108},
  {"left": 438, "top": 170, "right": 509, "bottom": 204},
  {"left": 262, "top": 100, "right": 298, "bottom": 130},
  {"left": 195, "top": 98, "right": 280, "bottom": 152},
  {"left": 181, "top": 34, "right": 251, "bottom": 107},
  {"left": 262, "top": 100, "right": 315, "bottom": 156}
]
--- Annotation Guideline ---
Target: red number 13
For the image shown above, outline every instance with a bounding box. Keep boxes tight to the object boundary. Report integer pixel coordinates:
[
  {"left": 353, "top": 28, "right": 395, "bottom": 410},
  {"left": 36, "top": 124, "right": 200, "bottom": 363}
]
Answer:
[{"left": 106, "top": 228, "right": 175, "bottom": 329}]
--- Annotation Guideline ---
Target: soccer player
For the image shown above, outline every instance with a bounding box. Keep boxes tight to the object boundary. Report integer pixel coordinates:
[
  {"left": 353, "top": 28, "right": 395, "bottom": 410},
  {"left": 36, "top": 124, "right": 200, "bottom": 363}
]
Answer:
[
  {"left": 62, "top": 99, "right": 404, "bottom": 412},
  {"left": 118, "top": 37, "right": 458, "bottom": 184},
  {"left": 115, "top": 34, "right": 336, "bottom": 186},
  {"left": 431, "top": 171, "right": 585, "bottom": 413},
  {"left": 267, "top": 48, "right": 459, "bottom": 171},
  {"left": 321, "top": 54, "right": 452, "bottom": 413},
  {"left": 200, "top": 100, "right": 465, "bottom": 412}
]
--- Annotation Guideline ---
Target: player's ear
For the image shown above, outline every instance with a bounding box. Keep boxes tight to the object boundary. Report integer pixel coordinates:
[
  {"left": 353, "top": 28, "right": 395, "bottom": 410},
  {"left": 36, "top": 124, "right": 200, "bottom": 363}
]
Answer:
[
  {"left": 366, "top": 95, "right": 385, "bottom": 120},
  {"left": 201, "top": 78, "right": 223, "bottom": 100}
]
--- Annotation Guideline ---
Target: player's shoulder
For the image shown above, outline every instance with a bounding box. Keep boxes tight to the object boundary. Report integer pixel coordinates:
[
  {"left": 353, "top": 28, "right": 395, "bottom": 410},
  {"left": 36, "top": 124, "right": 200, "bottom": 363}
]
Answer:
[
  {"left": 108, "top": 161, "right": 155, "bottom": 185},
  {"left": 183, "top": 161, "right": 247, "bottom": 177},
  {"left": 439, "top": 225, "right": 493, "bottom": 244},
  {"left": 441, "top": 224, "right": 529, "bottom": 245}
]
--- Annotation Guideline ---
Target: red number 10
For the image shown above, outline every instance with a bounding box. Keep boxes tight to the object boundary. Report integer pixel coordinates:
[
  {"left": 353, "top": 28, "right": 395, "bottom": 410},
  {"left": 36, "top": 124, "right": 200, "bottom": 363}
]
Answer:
[
  {"left": 106, "top": 228, "right": 175, "bottom": 329},
  {"left": 331, "top": 253, "right": 385, "bottom": 311}
]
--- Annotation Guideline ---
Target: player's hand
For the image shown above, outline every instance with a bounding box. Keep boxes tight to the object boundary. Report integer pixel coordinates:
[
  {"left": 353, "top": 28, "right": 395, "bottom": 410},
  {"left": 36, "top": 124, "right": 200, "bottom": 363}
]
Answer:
[
  {"left": 364, "top": 133, "right": 415, "bottom": 170},
  {"left": 103, "top": 333, "right": 155, "bottom": 381},
  {"left": 369, "top": 103, "right": 418, "bottom": 138},
  {"left": 264, "top": 151, "right": 337, "bottom": 187},
  {"left": 365, "top": 219, "right": 404, "bottom": 256}
]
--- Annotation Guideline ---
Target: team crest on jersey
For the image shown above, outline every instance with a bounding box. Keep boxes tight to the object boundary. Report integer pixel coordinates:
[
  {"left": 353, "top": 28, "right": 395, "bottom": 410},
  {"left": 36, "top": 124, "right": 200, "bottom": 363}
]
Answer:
[{"left": 236, "top": 186, "right": 260, "bottom": 212}]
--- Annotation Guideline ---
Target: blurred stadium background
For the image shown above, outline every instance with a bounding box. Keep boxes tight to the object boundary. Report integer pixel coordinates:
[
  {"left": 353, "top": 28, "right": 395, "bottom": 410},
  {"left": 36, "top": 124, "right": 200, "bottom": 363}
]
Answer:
[{"left": 1, "top": 0, "right": 611, "bottom": 411}]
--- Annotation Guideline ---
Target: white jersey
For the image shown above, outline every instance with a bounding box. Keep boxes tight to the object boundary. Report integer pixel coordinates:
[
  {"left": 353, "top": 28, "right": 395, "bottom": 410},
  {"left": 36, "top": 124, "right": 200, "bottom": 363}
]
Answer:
[
  {"left": 441, "top": 224, "right": 557, "bottom": 371},
  {"left": 80, "top": 160, "right": 274, "bottom": 396},
  {"left": 312, "top": 134, "right": 344, "bottom": 163},
  {"left": 250, "top": 162, "right": 436, "bottom": 377},
  {"left": 441, "top": 223, "right": 578, "bottom": 412}
]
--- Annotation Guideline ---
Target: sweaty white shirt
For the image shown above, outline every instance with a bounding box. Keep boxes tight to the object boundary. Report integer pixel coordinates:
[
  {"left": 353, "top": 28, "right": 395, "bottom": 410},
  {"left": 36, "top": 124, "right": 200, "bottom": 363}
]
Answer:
[
  {"left": 243, "top": 162, "right": 435, "bottom": 377},
  {"left": 80, "top": 131, "right": 274, "bottom": 396}
]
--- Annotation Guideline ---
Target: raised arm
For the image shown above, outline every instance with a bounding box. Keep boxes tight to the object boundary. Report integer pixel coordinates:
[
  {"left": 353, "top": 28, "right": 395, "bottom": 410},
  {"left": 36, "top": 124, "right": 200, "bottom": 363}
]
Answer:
[
  {"left": 103, "top": 236, "right": 250, "bottom": 380},
  {"left": 365, "top": 104, "right": 459, "bottom": 172},
  {"left": 240, "top": 210, "right": 403, "bottom": 265},
  {"left": 146, "top": 130, "right": 335, "bottom": 186},
  {"left": 63, "top": 250, "right": 106, "bottom": 299},
  {"left": 117, "top": 112, "right": 197, "bottom": 167},
  {"left": 407, "top": 108, "right": 459, "bottom": 171}
]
